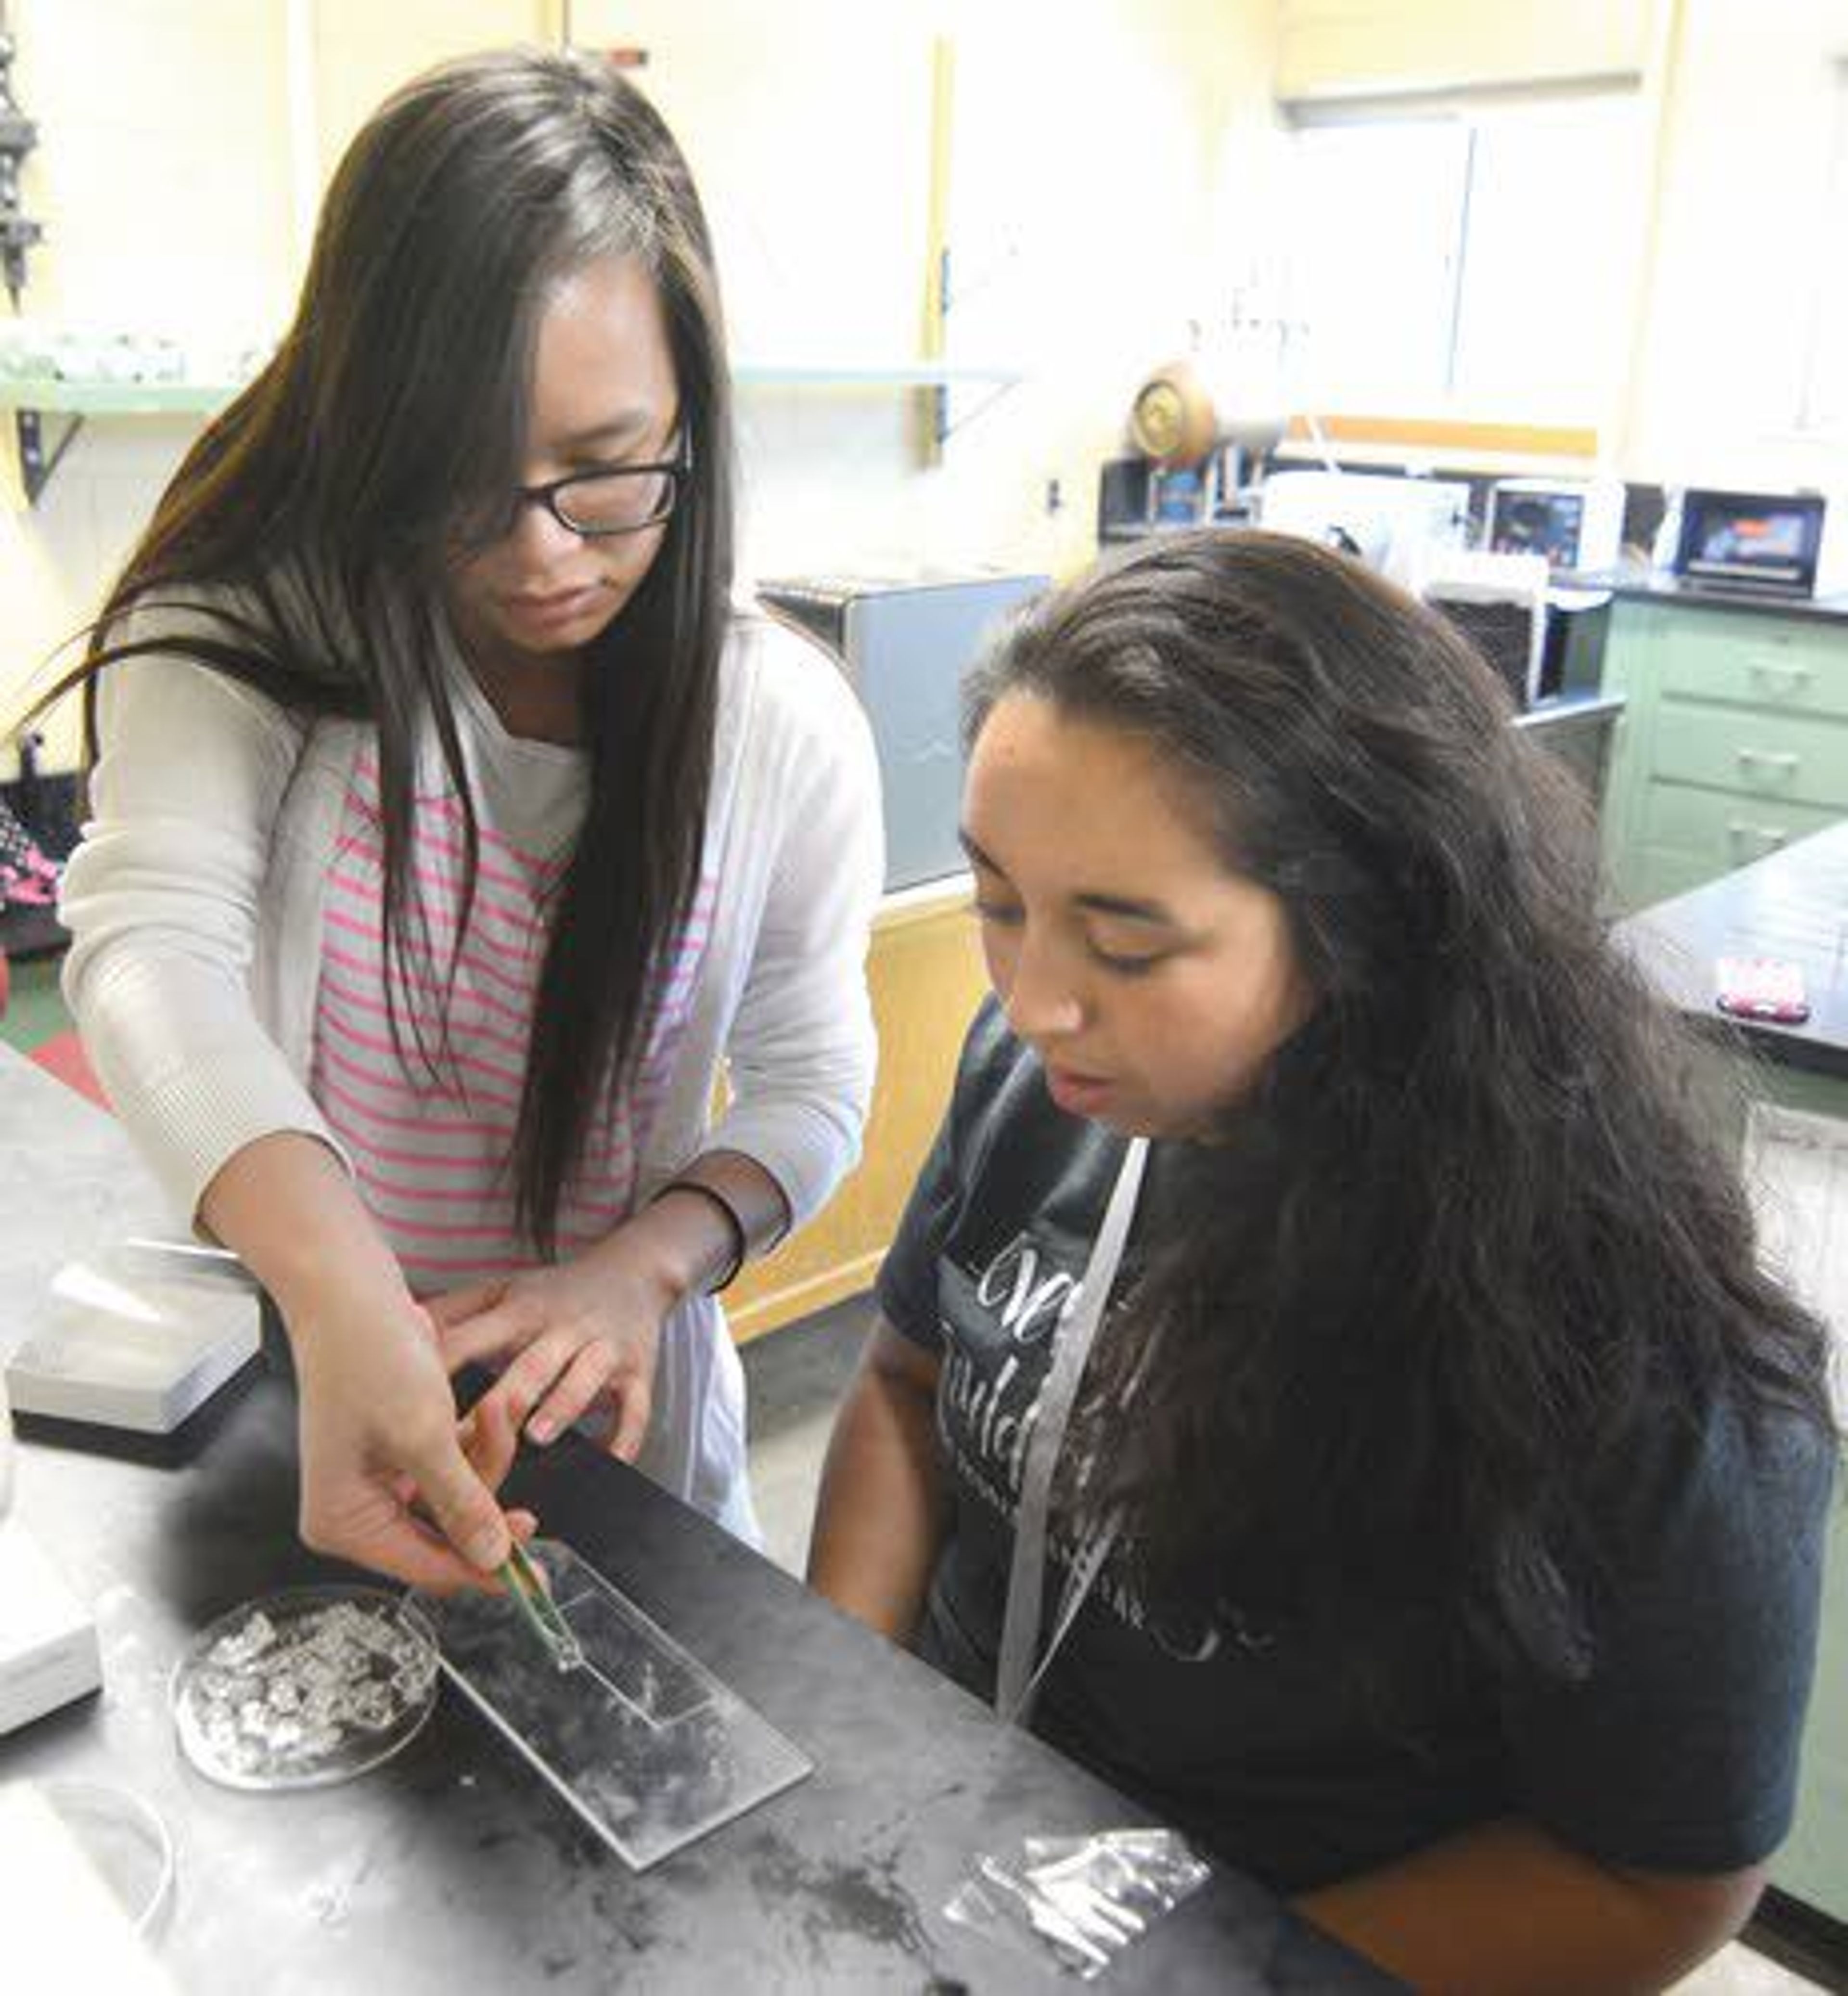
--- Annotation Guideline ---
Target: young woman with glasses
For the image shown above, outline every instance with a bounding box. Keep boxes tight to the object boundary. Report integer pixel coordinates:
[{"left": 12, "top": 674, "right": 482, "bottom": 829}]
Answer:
[
  {"left": 810, "top": 530, "right": 1835, "bottom": 1990},
  {"left": 46, "top": 48, "right": 882, "bottom": 1592}
]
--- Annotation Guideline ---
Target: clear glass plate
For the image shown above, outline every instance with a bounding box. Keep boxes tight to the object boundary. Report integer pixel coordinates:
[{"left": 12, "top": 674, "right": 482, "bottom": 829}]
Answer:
[
  {"left": 170, "top": 1585, "right": 439, "bottom": 1791},
  {"left": 411, "top": 1540, "right": 813, "bottom": 1870}
]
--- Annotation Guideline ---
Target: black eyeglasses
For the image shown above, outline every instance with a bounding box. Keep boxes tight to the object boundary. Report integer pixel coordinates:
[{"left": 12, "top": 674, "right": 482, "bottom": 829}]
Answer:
[{"left": 503, "top": 442, "right": 690, "bottom": 540}]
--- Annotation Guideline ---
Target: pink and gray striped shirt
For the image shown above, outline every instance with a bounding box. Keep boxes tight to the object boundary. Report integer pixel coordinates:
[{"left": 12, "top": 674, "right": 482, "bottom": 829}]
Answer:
[{"left": 309, "top": 694, "right": 713, "bottom": 1292}]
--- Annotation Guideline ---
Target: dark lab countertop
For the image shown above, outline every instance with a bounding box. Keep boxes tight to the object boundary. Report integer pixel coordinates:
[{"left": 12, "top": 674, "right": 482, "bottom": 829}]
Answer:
[
  {"left": 1615, "top": 821, "right": 1848, "bottom": 1074},
  {"left": 9, "top": 1381, "right": 1392, "bottom": 1994},
  {"left": 1559, "top": 568, "right": 1848, "bottom": 626},
  {"left": 0, "top": 1052, "right": 1392, "bottom": 1995}
]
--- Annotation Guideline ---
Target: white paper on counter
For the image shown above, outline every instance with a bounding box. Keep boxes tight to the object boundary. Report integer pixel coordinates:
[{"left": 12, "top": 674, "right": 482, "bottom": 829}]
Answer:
[{"left": 0, "top": 1780, "right": 174, "bottom": 1991}]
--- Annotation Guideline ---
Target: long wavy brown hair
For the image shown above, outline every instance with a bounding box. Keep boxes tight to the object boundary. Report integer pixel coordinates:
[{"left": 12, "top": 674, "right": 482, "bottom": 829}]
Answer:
[{"left": 967, "top": 529, "right": 1835, "bottom": 1678}]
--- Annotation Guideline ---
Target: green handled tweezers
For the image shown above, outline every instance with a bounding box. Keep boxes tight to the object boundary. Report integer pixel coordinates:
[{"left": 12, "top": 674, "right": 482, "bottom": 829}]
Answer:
[{"left": 500, "top": 1538, "right": 584, "bottom": 1673}]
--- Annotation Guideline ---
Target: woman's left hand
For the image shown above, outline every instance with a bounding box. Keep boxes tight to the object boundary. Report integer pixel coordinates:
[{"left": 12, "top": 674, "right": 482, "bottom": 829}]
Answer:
[{"left": 430, "top": 1235, "right": 683, "bottom": 1461}]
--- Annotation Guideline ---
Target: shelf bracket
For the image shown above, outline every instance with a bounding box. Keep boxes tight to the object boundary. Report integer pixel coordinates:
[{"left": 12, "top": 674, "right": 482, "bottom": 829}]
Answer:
[{"left": 15, "top": 406, "right": 84, "bottom": 505}]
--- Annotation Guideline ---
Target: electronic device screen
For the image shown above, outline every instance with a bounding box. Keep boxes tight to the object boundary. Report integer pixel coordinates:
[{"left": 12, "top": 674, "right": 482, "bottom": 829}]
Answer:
[
  {"left": 1675, "top": 490, "right": 1824, "bottom": 593},
  {"left": 1489, "top": 491, "right": 1585, "bottom": 566}
]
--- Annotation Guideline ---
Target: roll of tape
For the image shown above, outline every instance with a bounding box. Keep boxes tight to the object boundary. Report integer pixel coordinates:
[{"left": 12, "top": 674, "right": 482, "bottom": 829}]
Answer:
[{"left": 1129, "top": 360, "right": 1218, "bottom": 467}]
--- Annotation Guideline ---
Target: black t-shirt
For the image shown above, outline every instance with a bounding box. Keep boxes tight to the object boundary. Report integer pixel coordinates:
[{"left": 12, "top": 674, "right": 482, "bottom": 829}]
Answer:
[{"left": 879, "top": 997, "right": 1837, "bottom": 1894}]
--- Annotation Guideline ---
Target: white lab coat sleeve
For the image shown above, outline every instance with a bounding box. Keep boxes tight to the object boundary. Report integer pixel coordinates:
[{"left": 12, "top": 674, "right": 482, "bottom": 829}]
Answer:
[
  {"left": 704, "top": 635, "right": 884, "bottom": 1230},
  {"left": 59, "top": 637, "right": 341, "bottom": 1226}
]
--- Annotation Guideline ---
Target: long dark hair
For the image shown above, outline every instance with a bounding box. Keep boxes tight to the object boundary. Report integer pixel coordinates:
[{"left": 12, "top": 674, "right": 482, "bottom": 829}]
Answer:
[
  {"left": 42, "top": 48, "right": 734, "bottom": 1253},
  {"left": 967, "top": 529, "right": 1835, "bottom": 1677}
]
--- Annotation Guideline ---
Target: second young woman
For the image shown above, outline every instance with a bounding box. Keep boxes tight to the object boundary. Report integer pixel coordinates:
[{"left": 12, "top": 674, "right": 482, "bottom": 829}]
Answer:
[{"left": 810, "top": 529, "right": 1834, "bottom": 1993}]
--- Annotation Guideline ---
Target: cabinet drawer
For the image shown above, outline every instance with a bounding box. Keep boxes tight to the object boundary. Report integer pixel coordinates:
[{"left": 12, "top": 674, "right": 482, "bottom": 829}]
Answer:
[
  {"left": 1654, "top": 610, "right": 1848, "bottom": 719},
  {"left": 1624, "top": 844, "right": 1723, "bottom": 910},
  {"left": 1641, "top": 782, "right": 1843, "bottom": 870},
  {"left": 1651, "top": 703, "right": 1848, "bottom": 811}
]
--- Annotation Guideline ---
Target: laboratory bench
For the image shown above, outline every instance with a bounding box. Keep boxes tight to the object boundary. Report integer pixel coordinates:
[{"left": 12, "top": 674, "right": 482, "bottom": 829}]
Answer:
[
  {"left": 1565, "top": 568, "right": 1848, "bottom": 629},
  {"left": 1617, "top": 825, "right": 1848, "bottom": 1964},
  {"left": 0, "top": 1044, "right": 1391, "bottom": 1993}
]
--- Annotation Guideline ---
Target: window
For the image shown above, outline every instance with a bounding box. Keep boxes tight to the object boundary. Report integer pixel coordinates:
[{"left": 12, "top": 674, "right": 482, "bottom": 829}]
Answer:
[{"left": 1282, "top": 87, "right": 1643, "bottom": 425}]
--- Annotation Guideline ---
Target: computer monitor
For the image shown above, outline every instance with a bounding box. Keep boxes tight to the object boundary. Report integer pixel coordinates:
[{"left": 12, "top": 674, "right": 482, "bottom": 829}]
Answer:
[
  {"left": 1671, "top": 489, "right": 1826, "bottom": 596},
  {"left": 1486, "top": 477, "right": 1624, "bottom": 573}
]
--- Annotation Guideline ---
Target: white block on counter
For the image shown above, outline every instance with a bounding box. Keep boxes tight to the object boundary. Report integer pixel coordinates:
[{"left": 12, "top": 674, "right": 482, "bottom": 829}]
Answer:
[
  {"left": 5, "top": 1260, "right": 259, "bottom": 1433},
  {"left": 0, "top": 1514, "right": 101, "bottom": 1734}
]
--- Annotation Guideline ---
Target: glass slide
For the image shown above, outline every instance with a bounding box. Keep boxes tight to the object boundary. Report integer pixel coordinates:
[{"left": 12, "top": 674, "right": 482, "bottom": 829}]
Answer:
[{"left": 411, "top": 1541, "right": 812, "bottom": 1869}]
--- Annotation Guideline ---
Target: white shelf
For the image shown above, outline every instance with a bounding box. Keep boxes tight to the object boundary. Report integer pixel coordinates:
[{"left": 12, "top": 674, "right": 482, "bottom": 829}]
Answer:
[
  {"left": 0, "top": 359, "right": 1022, "bottom": 416},
  {"left": 0, "top": 377, "right": 239, "bottom": 414},
  {"left": 0, "top": 358, "right": 1025, "bottom": 503},
  {"left": 734, "top": 360, "right": 1021, "bottom": 387}
]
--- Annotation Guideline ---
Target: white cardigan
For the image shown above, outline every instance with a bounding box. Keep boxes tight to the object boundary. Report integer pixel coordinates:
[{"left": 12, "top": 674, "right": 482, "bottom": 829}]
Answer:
[{"left": 61, "top": 602, "right": 884, "bottom": 1528}]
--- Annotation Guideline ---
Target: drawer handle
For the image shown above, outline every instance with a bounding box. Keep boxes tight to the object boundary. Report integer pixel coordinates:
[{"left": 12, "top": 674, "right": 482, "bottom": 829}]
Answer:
[
  {"left": 1736, "top": 748, "right": 1800, "bottom": 779},
  {"left": 1747, "top": 661, "right": 1815, "bottom": 695},
  {"left": 1727, "top": 821, "right": 1790, "bottom": 857}
]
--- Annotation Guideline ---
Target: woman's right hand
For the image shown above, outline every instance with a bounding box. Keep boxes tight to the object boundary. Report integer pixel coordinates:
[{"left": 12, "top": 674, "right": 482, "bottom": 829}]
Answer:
[
  {"left": 290, "top": 1292, "right": 520, "bottom": 1592},
  {"left": 199, "top": 1132, "right": 521, "bottom": 1593}
]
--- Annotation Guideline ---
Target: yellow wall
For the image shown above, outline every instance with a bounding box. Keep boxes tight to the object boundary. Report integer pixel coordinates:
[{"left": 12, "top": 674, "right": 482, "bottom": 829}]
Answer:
[
  {"left": 18, "top": 1, "right": 296, "bottom": 334},
  {"left": 727, "top": 880, "right": 990, "bottom": 1339},
  {"left": 1276, "top": 0, "right": 1654, "bottom": 100},
  {"left": 0, "top": 0, "right": 1281, "bottom": 769},
  {"left": 308, "top": 1, "right": 552, "bottom": 196},
  {"left": 1617, "top": 0, "right": 1848, "bottom": 493},
  {"left": 1271, "top": 0, "right": 1848, "bottom": 506},
  {"left": 568, "top": 0, "right": 1283, "bottom": 586},
  {"left": 10, "top": 0, "right": 1844, "bottom": 775},
  {"left": 3, "top": 0, "right": 304, "bottom": 765},
  {"left": 916, "top": 0, "right": 1286, "bottom": 583}
]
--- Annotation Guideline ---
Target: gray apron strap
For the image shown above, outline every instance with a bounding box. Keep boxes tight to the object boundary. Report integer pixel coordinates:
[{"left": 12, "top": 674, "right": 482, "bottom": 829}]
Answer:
[{"left": 994, "top": 1135, "right": 1149, "bottom": 1726}]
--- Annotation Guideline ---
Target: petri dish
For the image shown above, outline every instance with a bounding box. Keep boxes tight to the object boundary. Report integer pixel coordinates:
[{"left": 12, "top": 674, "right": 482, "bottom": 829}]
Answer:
[
  {"left": 40, "top": 1778, "right": 176, "bottom": 1936},
  {"left": 171, "top": 1585, "right": 439, "bottom": 1791}
]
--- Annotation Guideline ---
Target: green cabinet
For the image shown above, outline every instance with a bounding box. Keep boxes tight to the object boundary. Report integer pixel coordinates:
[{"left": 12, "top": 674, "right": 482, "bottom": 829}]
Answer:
[{"left": 1598, "top": 601, "right": 1848, "bottom": 912}]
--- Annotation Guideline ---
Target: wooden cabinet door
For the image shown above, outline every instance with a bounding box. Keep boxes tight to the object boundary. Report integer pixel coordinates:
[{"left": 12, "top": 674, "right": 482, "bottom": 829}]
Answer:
[{"left": 724, "top": 882, "right": 988, "bottom": 1341}]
